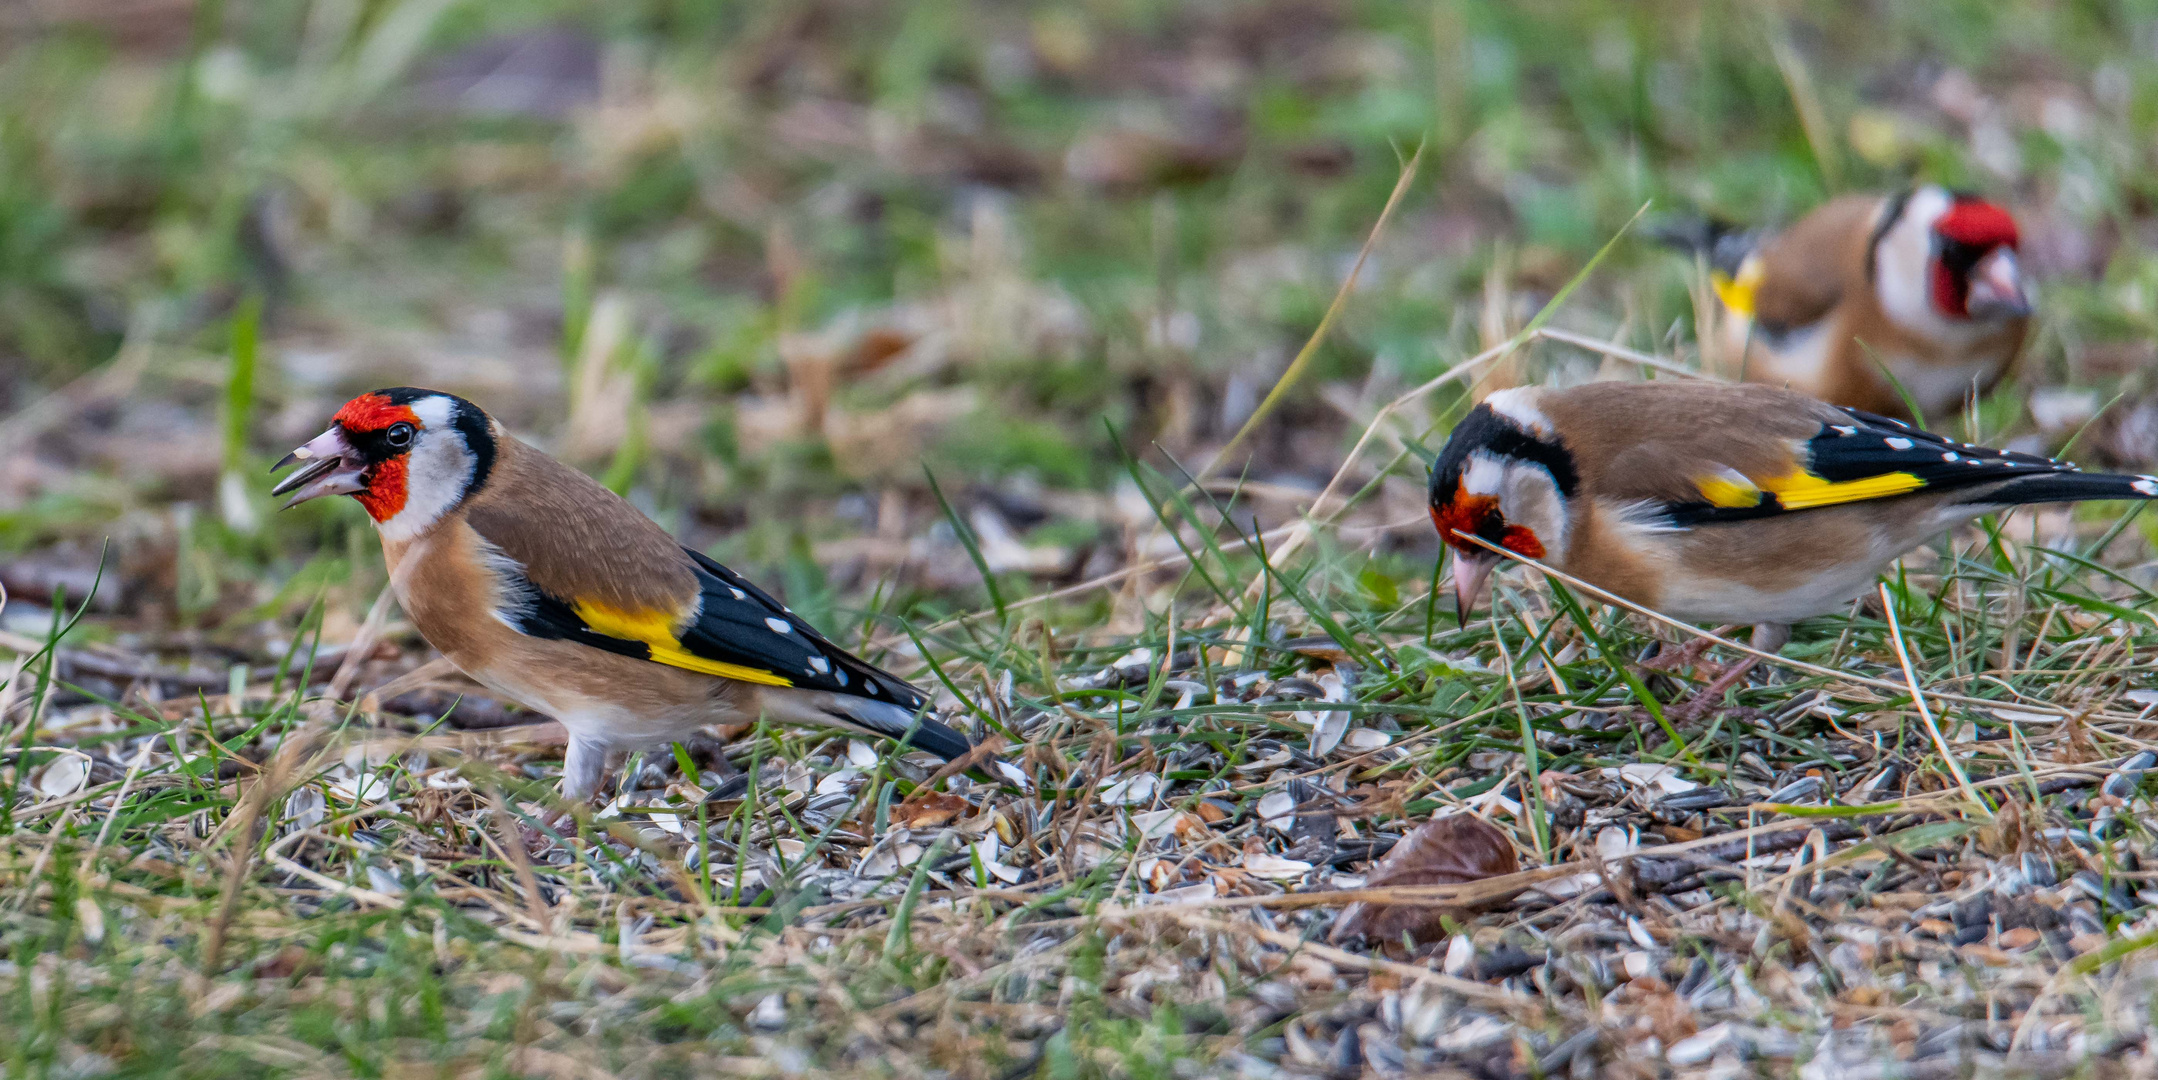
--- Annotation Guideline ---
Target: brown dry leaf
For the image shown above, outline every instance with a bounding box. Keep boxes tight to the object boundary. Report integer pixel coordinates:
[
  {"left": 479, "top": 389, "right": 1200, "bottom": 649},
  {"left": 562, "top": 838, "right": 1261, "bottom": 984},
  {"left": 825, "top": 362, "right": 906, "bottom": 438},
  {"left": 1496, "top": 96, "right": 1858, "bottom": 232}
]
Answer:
[{"left": 1327, "top": 813, "right": 1519, "bottom": 947}]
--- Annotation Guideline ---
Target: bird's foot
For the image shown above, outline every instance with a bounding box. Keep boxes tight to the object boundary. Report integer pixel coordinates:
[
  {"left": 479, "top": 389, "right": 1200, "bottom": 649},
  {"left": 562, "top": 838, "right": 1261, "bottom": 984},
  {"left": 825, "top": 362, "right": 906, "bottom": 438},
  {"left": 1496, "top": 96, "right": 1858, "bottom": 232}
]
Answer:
[
  {"left": 1659, "top": 658, "right": 1762, "bottom": 726},
  {"left": 1637, "top": 632, "right": 1729, "bottom": 674}
]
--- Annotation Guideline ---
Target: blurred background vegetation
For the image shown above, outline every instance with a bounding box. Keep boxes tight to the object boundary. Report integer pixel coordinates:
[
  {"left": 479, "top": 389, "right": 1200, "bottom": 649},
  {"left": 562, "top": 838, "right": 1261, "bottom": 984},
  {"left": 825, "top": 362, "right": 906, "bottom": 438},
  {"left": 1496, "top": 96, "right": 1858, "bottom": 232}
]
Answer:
[{"left": 4, "top": 0, "right": 2157, "bottom": 642}]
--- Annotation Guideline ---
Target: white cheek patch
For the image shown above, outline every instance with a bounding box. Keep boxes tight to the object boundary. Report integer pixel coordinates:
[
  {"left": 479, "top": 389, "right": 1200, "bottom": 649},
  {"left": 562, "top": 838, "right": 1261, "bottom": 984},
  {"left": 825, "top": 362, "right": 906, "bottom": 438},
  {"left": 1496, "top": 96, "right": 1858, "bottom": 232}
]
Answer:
[
  {"left": 374, "top": 396, "right": 477, "bottom": 543},
  {"left": 1457, "top": 449, "right": 1571, "bottom": 558},
  {"left": 1500, "top": 466, "right": 1568, "bottom": 559}
]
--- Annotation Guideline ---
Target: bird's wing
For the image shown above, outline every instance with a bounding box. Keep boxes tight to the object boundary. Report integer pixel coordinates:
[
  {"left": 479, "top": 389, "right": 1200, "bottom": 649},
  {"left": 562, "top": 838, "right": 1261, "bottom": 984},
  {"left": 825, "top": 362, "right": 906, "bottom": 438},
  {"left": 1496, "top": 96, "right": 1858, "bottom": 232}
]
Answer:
[
  {"left": 464, "top": 496, "right": 928, "bottom": 713},
  {"left": 1638, "top": 410, "right": 2075, "bottom": 527},
  {"left": 1734, "top": 194, "right": 1887, "bottom": 332}
]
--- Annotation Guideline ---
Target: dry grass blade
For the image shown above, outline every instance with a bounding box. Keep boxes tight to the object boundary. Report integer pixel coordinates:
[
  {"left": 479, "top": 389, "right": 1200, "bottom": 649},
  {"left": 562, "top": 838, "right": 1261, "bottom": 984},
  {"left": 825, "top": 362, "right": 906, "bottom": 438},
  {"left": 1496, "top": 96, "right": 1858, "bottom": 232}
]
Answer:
[{"left": 1192, "top": 141, "right": 1425, "bottom": 485}]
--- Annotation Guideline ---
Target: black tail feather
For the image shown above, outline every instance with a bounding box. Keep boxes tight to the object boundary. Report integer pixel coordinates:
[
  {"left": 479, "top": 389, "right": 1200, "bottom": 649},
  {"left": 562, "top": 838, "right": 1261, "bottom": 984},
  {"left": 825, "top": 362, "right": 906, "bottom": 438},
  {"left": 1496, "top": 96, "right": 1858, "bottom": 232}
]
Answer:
[
  {"left": 1644, "top": 217, "right": 1758, "bottom": 278},
  {"left": 1965, "top": 472, "right": 2158, "bottom": 507}
]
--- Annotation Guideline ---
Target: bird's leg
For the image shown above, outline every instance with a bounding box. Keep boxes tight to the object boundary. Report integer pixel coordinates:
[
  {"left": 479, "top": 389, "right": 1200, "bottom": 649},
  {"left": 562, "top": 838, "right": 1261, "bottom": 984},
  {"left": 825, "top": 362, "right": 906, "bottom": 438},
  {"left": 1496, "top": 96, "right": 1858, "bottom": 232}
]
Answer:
[
  {"left": 560, "top": 735, "right": 609, "bottom": 803},
  {"left": 519, "top": 735, "right": 612, "bottom": 853},
  {"left": 1638, "top": 629, "right": 1735, "bottom": 674},
  {"left": 1663, "top": 623, "right": 1790, "bottom": 724}
]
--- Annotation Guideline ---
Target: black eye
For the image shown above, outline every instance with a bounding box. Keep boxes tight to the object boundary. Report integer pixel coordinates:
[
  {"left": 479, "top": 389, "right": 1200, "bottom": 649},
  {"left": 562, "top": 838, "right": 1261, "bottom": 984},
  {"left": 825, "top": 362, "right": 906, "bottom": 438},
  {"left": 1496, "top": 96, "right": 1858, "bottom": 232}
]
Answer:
[{"left": 384, "top": 422, "right": 415, "bottom": 448}]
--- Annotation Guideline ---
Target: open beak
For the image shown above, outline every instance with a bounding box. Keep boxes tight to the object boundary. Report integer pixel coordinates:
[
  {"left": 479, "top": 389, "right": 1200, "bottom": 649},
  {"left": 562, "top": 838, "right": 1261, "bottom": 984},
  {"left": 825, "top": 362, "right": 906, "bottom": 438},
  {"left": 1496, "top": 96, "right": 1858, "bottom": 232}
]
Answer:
[
  {"left": 1964, "top": 248, "right": 2030, "bottom": 320},
  {"left": 270, "top": 427, "right": 367, "bottom": 508},
  {"left": 1451, "top": 550, "right": 1499, "bottom": 626}
]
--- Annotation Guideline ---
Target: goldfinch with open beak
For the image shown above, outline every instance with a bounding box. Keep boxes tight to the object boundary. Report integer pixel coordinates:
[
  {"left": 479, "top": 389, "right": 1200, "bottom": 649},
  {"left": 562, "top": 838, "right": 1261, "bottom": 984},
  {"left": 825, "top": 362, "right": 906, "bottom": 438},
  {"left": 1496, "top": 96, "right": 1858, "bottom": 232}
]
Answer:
[
  {"left": 273, "top": 387, "right": 970, "bottom": 799},
  {"left": 1431, "top": 382, "right": 2157, "bottom": 710},
  {"left": 1674, "top": 186, "right": 2029, "bottom": 422}
]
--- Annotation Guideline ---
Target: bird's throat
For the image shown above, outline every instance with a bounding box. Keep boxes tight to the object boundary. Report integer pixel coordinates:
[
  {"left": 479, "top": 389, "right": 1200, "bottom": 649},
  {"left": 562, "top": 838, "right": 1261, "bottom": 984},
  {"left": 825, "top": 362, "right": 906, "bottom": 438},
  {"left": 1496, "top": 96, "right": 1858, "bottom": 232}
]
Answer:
[{"left": 356, "top": 457, "right": 409, "bottom": 522}]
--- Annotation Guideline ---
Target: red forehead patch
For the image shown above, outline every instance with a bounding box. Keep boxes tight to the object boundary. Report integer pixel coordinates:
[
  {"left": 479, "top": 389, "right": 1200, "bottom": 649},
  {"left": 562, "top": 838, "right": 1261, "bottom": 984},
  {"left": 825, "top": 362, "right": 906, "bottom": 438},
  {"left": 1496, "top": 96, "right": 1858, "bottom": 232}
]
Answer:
[
  {"left": 1936, "top": 199, "right": 2018, "bottom": 250},
  {"left": 334, "top": 393, "right": 420, "bottom": 433}
]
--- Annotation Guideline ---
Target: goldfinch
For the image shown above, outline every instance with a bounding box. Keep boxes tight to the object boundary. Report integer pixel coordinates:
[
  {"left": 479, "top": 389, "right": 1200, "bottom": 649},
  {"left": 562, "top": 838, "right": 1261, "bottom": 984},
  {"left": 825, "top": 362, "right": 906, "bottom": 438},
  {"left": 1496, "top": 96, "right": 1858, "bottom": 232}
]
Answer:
[
  {"left": 1672, "top": 186, "right": 2029, "bottom": 422},
  {"left": 1431, "top": 381, "right": 2156, "bottom": 711},
  {"left": 273, "top": 387, "right": 970, "bottom": 798}
]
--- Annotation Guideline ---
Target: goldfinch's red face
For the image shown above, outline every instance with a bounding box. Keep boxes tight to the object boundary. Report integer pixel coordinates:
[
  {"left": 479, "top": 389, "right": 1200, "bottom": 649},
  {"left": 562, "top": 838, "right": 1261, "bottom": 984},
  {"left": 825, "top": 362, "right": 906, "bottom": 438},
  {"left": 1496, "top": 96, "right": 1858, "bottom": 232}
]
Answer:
[
  {"left": 1427, "top": 390, "right": 1578, "bottom": 617},
  {"left": 1928, "top": 196, "right": 2026, "bottom": 321},
  {"left": 273, "top": 388, "right": 496, "bottom": 540}
]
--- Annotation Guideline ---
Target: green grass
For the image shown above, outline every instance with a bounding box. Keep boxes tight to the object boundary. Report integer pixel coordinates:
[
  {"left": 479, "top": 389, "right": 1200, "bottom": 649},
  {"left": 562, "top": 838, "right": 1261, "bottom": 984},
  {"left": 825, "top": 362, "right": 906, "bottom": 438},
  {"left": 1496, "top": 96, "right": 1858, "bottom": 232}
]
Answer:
[{"left": 11, "top": 0, "right": 2158, "bottom": 1077}]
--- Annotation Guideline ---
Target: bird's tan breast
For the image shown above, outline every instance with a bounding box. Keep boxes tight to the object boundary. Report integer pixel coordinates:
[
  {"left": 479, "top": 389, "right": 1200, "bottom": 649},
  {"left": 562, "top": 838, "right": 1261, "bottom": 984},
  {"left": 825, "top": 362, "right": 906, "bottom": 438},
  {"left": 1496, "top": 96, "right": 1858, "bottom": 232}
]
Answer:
[{"left": 1826, "top": 301, "right": 2025, "bottom": 418}]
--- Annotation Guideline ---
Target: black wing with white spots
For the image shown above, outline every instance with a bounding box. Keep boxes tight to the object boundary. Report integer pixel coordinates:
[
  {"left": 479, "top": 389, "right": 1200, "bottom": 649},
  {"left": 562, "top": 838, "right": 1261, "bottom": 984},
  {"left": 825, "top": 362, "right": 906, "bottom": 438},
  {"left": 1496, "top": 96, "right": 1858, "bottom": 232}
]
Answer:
[
  {"left": 499, "top": 547, "right": 927, "bottom": 710},
  {"left": 676, "top": 549, "right": 929, "bottom": 712},
  {"left": 1808, "top": 410, "right": 2072, "bottom": 490},
  {"left": 1665, "top": 408, "right": 2158, "bottom": 527}
]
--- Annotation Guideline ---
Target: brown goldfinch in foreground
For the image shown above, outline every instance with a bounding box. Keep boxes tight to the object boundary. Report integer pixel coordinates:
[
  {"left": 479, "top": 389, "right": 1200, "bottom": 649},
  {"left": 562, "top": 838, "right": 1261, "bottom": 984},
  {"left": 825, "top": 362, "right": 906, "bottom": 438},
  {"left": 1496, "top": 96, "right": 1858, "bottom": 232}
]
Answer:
[
  {"left": 275, "top": 388, "right": 970, "bottom": 798},
  {"left": 1431, "top": 381, "right": 2157, "bottom": 670}
]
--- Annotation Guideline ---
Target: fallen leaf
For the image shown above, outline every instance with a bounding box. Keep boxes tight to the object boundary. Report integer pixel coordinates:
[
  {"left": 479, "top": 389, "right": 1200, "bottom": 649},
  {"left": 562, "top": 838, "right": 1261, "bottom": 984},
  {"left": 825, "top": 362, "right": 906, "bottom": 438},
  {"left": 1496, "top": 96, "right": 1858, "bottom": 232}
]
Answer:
[{"left": 1327, "top": 813, "right": 1519, "bottom": 947}]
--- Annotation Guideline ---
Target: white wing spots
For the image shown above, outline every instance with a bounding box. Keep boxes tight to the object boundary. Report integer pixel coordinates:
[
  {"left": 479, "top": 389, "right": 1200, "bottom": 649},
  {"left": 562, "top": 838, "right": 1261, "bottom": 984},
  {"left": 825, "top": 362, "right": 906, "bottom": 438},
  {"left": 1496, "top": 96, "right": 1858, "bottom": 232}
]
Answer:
[
  {"left": 1885, "top": 437, "right": 1913, "bottom": 450},
  {"left": 807, "top": 656, "right": 831, "bottom": 675},
  {"left": 729, "top": 587, "right": 747, "bottom": 601},
  {"left": 1967, "top": 458, "right": 1986, "bottom": 465},
  {"left": 835, "top": 669, "right": 849, "bottom": 686},
  {"left": 2135, "top": 477, "right": 2158, "bottom": 496},
  {"left": 765, "top": 617, "right": 792, "bottom": 634},
  {"left": 1942, "top": 452, "right": 1959, "bottom": 462},
  {"left": 1832, "top": 425, "right": 1857, "bottom": 436}
]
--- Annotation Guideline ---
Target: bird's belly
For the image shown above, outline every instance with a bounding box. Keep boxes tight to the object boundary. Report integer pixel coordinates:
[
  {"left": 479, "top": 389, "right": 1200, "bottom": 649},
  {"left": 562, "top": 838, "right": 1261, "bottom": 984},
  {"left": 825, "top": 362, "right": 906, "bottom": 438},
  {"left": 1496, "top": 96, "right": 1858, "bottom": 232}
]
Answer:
[
  {"left": 1882, "top": 353, "right": 2006, "bottom": 417},
  {"left": 1652, "top": 563, "right": 1882, "bottom": 627},
  {"left": 1579, "top": 502, "right": 1929, "bottom": 627},
  {"left": 455, "top": 652, "right": 751, "bottom": 752}
]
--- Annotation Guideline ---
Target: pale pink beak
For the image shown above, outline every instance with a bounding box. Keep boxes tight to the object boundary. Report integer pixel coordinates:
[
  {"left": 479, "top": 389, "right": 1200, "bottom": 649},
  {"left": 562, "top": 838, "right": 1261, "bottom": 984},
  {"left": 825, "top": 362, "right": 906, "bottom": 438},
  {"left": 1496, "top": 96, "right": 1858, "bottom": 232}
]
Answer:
[
  {"left": 1965, "top": 248, "right": 2029, "bottom": 320},
  {"left": 270, "top": 427, "right": 367, "bottom": 508},
  {"left": 1452, "top": 550, "right": 1499, "bottom": 625}
]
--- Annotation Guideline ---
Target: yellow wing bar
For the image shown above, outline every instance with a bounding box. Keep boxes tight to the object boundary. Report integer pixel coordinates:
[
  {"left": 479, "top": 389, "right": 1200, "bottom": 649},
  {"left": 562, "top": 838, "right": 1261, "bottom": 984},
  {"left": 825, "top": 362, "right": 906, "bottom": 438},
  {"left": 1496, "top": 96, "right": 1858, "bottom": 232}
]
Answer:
[
  {"left": 1709, "top": 256, "right": 1764, "bottom": 318},
  {"left": 573, "top": 600, "right": 795, "bottom": 687},
  {"left": 1693, "top": 466, "right": 1926, "bottom": 512}
]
